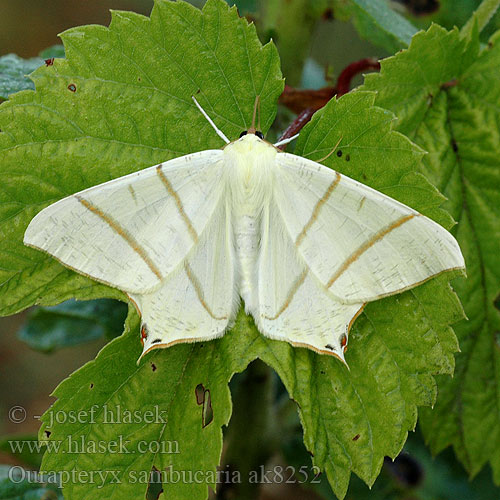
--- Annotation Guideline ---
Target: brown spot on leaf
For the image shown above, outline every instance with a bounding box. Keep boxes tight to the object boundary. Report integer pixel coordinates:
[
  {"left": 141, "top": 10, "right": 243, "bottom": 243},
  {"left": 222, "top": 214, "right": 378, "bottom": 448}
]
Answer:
[
  {"left": 45, "top": 58, "right": 54, "bottom": 66},
  {"left": 322, "top": 7, "right": 334, "bottom": 20},
  {"left": 451, "top": 138, "right": 458, "bottom": 152},
  {"left": 352, "top": 434, "right": 360, "bottom": 441},
  {"left": 195, "top": 384, "right": 205, "bottom": 405},
  {"left": 345, "top": 154, "right": 350, "bottom": 161},
  {"left": 441, "top": 78, "right": 458, "bottom": 90}
]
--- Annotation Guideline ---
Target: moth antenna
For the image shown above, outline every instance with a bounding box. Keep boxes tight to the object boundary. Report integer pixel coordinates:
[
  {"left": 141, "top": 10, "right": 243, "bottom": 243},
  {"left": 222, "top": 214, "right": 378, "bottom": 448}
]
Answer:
[
  {"left": 191, "top": 95, "right": 230, "bottom": 144},
  {"left": 257, "top": 96, "right": 261, "bottom": 132},
  {"left": 249, "top": 95, "right": 260, "bottom": 134},
  {"left": 274, "top": 133, "right": 300, "bottom": 148},
  {"left": 317, "top": 136, "right": 343, "bottom": 163}
]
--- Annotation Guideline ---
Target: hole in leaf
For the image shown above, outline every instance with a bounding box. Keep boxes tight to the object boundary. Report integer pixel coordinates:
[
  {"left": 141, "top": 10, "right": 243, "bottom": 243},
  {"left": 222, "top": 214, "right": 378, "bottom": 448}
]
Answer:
[
  {"left": 45, "top": 430, "right": 51, "bottom": 438},
  {"left": 195, "top": 383, "right": 205, "bottom": 405},
  {"left": 336, "top": 149, "right": 342, "bottom": 157},
  {"left": 90, "top": 383, "right": 94, "bottom": 389},
  {"left": 151, "top": 363, "right": 157, "bottom": 372},
  {"left": 146, "top": 466, "right": 164, "bottom": 500},
  {"left": 352, "top": 434, "right": 360, "bottom": 441},
  {"left": 195, "top": 384, "right": 213, "bottom": 427},
  {"left": 494, "top": 293, "right": 500, "bottom": 311},
  {"left": 202, "top": 389, "right": 213, "bottom": 428},
  {"left": 45, "top": 58, "right": 54, "bottom": 66},
  {"left": 67, "top": 83, "right": 77, "bottom": 92}
]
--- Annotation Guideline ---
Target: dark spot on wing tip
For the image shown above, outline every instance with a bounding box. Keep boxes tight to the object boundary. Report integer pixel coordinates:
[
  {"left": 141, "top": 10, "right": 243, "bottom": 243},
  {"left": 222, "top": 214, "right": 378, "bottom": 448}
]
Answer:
[
  {"left": 451, "top": 138, "right": 458, "bottom": 152},
  {"left": 336, "top": 149, "right": 342, "bottom": 157},
  {"left": 68, "top": 83, "right": 77, "bottom": 92},
  {"left": 352, "top": 434, "right": 360, "bottom": 441},
  {"left": 45, "top": 430, "right": 51, "bottom": 438},
  {"left": 345, "top": 154, "right": 350, "bottom": 161},
  {"left": 151, "top": 363, "right": 157, "bottom": 372},
  {"left": 90, "top": 383, "right": 94, "bottom": 389},
  {"left": 340, "top": 333, "right": 348, "bottom": 352},
  {"left": 152, "top": 338, "right": 162, "bottom": 344},
  {"left": 325, "top": 344, "right": 334, "bottom": 350},
  {"left": 45, "top": 58, "right": 54, "bottom": 66}
]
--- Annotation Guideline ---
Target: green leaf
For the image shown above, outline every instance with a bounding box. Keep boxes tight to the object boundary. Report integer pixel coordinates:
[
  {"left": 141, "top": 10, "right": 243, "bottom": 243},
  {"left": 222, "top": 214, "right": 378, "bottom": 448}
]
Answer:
[
  {"left": 0, "top": 0, "right": 283, "bottom": 316},
  {"left": 38, "top": 45, "right": 65, "bottom": 60},
  {"left": 0, "top": 1, "right": 464, "bottom": 499},
  {"left": 0, "top": 436, "right": 43, "bottom": 469},
  {"left": 17, "top": 299, "right": 128, "bottom": 352},
  {"left": 0, "top": 47, "right": 65, "bottom": 102},
  {"left": 363, "top": 23, "right": 500, "bottom": 483},
  {"left": 348, "top": 0, "right": 419, "bottom": 53},
  {"left": 461, "top": 0, "right": 500, "bottom": 38},
  {"left": 38, "top": 88, "right": 463, "bottom": 499},
  {"left": 0, "top": 465, "right": 63, "bottom": 500},
  {"left": 0, "top": 54, "right": 44, "bottom": 100}
]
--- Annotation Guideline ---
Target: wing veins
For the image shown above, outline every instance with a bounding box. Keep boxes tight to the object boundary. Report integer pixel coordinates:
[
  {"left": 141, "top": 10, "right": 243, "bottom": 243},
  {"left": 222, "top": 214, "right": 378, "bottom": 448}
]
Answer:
[
  {"left": 76, "top": 195, "right": 163, "bottom": 280},
  {"left": 183, "top": 261, "right": 228, "bottom": 321},
  {"left": 326, "top": 214, "right": 417, "bottom": 288},
  {"left": 156, "top": 165, "right": 199, "bottom": 243},
  {"left": 262, "top": 269, "right": 308, "bottom": 321},
  {"left": 295, "top": 172, "right": 341, "bottom": 247}
]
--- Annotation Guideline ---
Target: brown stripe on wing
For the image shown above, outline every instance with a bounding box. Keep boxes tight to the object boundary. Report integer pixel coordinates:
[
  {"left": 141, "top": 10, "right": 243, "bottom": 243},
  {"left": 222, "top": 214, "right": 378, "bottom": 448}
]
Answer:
[
  {"left": 184, "top": 261, "right": 228, "bottom": 321},
  {"left": 327, "top": 213, "right": 416, "bottom": 288},
  {"left": 262, "top": 269, "right": 308, "bottom": 320},
  {"left": 295, "top": 172, "right": 341, "bottom": 247},
  {"left": 156, "top": 165, "right": 199, "bottom": 243},
  {"left": 76, "top": 195, "right": 163, "bottom": 280}
]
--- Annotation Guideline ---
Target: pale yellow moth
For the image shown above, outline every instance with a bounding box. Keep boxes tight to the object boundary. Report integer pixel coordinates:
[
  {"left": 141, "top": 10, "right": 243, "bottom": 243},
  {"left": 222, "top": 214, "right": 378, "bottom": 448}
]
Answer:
[{"left": 24, "top": 97, "right": 465, "bottom": 365}]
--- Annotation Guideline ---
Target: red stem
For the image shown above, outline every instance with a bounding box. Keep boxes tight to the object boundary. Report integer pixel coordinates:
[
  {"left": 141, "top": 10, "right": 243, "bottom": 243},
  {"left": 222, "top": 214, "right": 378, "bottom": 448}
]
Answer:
[
  {"left": 277, "top": 58, "right": 381, "bottom": 145},
  {"left": 336, "top": 57, "right": 380, "bottom": 96}
]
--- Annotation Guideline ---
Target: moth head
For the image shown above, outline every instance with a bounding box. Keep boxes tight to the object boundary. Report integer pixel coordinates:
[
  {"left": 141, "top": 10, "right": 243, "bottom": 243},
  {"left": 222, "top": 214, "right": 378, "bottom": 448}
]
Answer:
[{"left": 239, "top": 130, "right": 264, "bottom": 140}]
